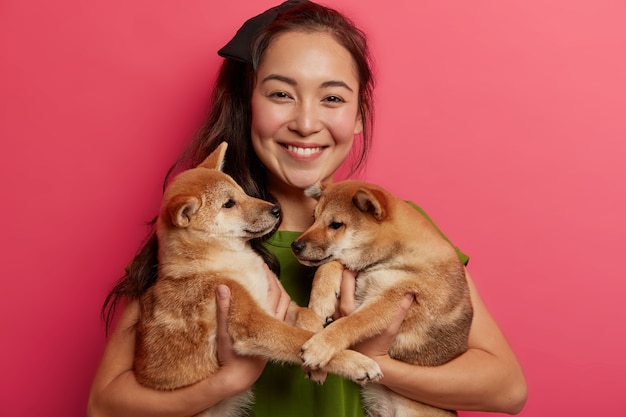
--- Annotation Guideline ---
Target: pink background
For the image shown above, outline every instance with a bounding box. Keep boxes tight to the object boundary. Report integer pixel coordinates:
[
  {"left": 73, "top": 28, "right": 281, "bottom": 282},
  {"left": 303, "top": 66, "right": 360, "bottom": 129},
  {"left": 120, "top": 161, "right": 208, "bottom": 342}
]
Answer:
[{"left": 1, "top": 0, "right": 625, "bottom": 416}]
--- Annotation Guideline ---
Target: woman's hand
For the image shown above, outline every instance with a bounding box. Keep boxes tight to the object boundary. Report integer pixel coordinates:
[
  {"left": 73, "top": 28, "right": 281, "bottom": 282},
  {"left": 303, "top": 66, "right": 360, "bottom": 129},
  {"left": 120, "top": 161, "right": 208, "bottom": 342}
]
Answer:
[
  {"left": 263, "top": 264, "right": 291, "bottom": 321},
  {"left": 346, "top": 269, "right": 527, "bottom": 414},
  {"left": 332, "top": 268, "right": 526, "bottom": 413},
  {"left": 333, "top": 269, "right": 413, "bottom": 361},
  {"left": 87, "top": 266, "right": 293, "bottom": 417},
  {"left": 352, "top": 293, "right": 414, "bottom": 361},
  {"left": 214, "top": 264, "right": 291, "bottom": 392},
  {"left": 88, "top": 299, "right": 240, "bottom": 417},
  {"left": 214, "top": 284, "right": 267, "bottom": 394}
]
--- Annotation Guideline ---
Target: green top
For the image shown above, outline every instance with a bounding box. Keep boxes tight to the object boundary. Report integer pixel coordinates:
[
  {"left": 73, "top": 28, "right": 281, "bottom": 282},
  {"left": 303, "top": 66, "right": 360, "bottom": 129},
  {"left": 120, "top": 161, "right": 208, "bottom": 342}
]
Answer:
[{"left": 250, "top": 202, "right": 469, "bottom": 417}]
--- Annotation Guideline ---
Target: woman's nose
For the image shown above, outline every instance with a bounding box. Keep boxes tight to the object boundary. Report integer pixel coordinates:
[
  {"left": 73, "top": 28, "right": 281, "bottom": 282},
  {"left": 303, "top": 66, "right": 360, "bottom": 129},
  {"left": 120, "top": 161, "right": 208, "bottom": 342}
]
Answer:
[{"left": 288, "top": 102, "right": 322, "bottom": 136}]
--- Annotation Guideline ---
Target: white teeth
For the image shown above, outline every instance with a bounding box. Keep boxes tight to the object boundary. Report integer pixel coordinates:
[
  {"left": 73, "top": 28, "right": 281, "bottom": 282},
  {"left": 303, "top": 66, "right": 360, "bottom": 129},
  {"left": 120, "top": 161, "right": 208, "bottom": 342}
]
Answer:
[{"left": 287, "top": 145, "right": 322, "bottom": 156}]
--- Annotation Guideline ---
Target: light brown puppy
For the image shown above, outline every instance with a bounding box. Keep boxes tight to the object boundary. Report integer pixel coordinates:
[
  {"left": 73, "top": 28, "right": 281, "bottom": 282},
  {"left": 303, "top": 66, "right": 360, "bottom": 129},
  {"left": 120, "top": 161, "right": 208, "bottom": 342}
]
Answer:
[
  {"left": 291, "top": 180, "right": 473, "bottom": 417},
  {"left": 134, "top": 143, "right": 382, "bottom": 417}
]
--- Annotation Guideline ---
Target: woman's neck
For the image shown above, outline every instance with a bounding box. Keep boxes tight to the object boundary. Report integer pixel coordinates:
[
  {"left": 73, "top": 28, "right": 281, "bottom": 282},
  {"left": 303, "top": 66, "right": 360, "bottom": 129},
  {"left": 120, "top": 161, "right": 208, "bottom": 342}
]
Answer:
[
  {"left": 268, "top": 184, "right": 319, "bottom": 232},
  {"left": 276, "top": 193, "right": 317, "bottom": 232}
]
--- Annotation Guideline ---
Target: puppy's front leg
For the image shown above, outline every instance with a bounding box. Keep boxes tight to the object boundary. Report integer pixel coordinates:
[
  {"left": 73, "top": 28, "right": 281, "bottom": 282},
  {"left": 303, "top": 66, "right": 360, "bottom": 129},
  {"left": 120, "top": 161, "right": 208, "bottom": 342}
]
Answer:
[
  {"left": 292, "top": 304, "right": 324, "bottom": 333},
  {"left": 309, "top": 260, "right": 344, "bottom": 325},
  {"left": 301, "top": 288, "right": 407, "bottom": 370},
  {"left": 226, "top": 281, "right": 381, "bottom": 384}
]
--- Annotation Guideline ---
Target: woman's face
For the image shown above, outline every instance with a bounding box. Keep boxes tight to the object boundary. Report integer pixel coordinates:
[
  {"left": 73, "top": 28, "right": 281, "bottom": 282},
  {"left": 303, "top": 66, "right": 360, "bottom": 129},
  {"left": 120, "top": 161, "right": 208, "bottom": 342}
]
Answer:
[{"left": 251, "top": 31, "right": 363, "bottom": 192}]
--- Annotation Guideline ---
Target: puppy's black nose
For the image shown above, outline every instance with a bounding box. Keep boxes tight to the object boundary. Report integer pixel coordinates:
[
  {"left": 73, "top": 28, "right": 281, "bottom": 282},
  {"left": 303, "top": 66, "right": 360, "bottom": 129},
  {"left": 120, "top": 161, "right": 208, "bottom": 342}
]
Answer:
[
  {"left": 270, "top": 206, "right": 281, "bottom": 218},
  {"left": 291, "top": 240, "right": 306, "bottom": 255}
]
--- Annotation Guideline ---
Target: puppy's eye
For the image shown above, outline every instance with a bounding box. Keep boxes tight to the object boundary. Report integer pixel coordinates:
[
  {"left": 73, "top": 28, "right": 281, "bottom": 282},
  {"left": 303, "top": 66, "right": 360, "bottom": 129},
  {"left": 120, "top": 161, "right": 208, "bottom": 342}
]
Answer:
[
  {"left": 223, "top": 199, "right": 236, "bottom": 209},
  {"left": 329, "top": 221, "right": 343, "bottom": 230}
]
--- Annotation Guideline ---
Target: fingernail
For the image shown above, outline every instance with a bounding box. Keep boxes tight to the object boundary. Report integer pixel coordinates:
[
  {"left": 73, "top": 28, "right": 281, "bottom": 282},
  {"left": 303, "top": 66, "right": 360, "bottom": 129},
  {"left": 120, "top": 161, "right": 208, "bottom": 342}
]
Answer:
[{"left": 217, "top": 285, "right": 229, "bottom": 298}]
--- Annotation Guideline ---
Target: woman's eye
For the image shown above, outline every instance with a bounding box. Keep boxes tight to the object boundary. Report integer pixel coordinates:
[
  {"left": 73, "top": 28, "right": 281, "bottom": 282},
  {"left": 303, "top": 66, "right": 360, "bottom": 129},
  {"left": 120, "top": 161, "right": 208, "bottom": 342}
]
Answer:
[
  {"left": 223, "top": 199, "right": 236, "bottom": 209},
  {"left": 270, "top": 91, "right": 290, "bottom": 99},
  {"left": 324, "top": 95, "right": 344, "bottom": 103},
  {"left": 329, "top": 221, "right": 344, "bottom": 230}
]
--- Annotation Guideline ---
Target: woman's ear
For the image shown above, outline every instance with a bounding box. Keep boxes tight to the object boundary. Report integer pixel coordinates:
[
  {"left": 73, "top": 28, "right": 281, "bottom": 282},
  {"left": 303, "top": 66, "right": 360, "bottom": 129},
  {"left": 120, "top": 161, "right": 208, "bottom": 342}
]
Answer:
[{"left": 353, "top": 113, "right": 364, "bottom": 135}]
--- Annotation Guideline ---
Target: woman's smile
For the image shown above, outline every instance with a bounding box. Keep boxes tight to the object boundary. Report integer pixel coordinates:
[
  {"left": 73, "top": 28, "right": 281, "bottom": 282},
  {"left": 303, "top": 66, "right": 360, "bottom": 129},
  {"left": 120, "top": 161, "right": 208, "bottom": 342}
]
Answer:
[{"left": 283, "top": 143, "right": 326, "bottom": 159}]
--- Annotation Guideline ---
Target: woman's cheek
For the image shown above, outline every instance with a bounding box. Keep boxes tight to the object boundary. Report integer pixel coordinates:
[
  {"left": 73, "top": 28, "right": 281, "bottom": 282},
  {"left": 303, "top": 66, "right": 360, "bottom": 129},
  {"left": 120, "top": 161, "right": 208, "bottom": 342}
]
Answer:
[
  {"left": 329, "top": 109, "right": 361, "bottom": 144},
  {"left": 252, "top": 102, "right": 292, "bottom": 139}
]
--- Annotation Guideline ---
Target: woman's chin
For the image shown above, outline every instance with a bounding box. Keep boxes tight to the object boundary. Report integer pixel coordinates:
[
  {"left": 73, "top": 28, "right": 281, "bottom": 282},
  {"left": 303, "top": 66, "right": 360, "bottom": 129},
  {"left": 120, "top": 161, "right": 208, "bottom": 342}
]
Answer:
[{"left": 284, "top": 172, "right": 331, "bottom": 191}]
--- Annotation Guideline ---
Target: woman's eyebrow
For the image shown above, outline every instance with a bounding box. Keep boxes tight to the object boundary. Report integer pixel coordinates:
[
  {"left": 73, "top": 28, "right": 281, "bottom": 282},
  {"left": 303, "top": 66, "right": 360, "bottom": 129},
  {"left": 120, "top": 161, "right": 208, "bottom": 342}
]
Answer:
[
  {"left": 262, "top": 74, "right": 297, "bottom": 86},
  {"left": 320, "top": 80, "right": 354, "bottom": 92},
  {"left": 262, "top": 74, "right": 354, "bottom": 92}
]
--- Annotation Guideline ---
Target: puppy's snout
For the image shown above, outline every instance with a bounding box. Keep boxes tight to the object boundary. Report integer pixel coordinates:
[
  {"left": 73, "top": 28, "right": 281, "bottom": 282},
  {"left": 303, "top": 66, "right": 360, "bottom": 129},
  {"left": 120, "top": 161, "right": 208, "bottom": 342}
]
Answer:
[
  {"left": 291, "top": 240, "right": 306, "bottom": 255},
  {"left": 270, "top": 205, "right": 281, "bottom": 218}
]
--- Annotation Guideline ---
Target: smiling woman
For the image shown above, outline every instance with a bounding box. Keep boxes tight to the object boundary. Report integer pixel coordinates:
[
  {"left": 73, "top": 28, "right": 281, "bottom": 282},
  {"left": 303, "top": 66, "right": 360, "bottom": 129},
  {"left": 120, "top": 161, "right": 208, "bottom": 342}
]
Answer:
[
  {"left": 86, "top": 2, "right": 527, "bottom": 417},
  {"left": 3, "top": 0, "right": 626, "bottom": 414}
]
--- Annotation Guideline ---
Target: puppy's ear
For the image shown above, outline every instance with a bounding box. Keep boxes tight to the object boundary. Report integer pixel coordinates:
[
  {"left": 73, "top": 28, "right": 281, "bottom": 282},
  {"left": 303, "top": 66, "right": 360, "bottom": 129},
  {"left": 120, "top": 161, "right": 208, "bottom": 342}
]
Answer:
[
  {"left": 353, "top": 188, "right": 386, "bottom": 220},
  {"left": 304, "top": 182, "right": 325, "bottom": 200},
  {"left": 169, "top": 195, "right": 201, "bottom": 228},
  {"left": 198, "top": 142, "right": 228, "bottom": 171}
]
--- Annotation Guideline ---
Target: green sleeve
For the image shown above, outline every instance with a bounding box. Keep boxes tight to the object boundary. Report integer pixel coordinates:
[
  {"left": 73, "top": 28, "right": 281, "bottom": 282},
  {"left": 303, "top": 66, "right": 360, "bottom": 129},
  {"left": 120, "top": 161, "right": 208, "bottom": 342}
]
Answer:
[{"left": 406, "top": 201, "right": 470, "bottom": 266}]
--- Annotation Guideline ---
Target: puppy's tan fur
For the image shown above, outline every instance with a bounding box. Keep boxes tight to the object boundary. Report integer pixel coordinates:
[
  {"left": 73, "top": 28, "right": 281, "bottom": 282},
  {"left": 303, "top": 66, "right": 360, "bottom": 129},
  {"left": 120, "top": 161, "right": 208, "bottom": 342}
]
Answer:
[
  {"left": 292, "top": 180, "right": 473, "bottom": 417},
  {"left": 134, "top": 143, "right": 382, "bottom": 417}
]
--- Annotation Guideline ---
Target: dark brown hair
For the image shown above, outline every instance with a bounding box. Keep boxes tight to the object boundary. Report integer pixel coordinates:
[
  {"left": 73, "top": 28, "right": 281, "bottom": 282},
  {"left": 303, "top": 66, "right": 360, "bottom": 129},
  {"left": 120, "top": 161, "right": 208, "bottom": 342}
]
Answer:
[{"left": 102, "top": 1, "right": 375, "bottom": 331}]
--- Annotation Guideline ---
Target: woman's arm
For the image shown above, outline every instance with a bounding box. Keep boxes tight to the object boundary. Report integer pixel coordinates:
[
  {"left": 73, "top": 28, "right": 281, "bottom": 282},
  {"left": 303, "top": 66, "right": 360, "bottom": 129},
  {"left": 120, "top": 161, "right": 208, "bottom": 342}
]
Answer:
[
  {"left": 87, "top": 266, "right": 290, "bottom": 417},
  {"left": 342, "top": 268, "right": 528, "bottom": 414}
]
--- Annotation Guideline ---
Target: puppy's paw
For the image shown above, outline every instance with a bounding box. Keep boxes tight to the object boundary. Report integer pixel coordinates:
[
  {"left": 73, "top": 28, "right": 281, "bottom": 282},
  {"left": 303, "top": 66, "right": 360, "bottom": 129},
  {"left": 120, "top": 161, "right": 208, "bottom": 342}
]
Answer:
[
  {"left": 309, "top": 297, "right": 338, "bottom": 326},
  {"left": 294, "top": 307, "right": 325, "bottom": 333},
  {"left": 351, "top": 358, "right": 383, "bottom": 385},
  {"left": 300, "top": 334, "right": 336, "bottom": 370},
  {"left": 327, "top": 349, "right": 383, "bottom": 385},
  {"left": 304, "top": 367, "right": 328, "bottom": 385}
]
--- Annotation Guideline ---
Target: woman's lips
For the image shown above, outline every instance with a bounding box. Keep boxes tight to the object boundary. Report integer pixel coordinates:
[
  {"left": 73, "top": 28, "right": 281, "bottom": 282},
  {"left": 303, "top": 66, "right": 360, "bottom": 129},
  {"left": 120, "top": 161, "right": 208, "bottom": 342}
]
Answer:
[{"left": 283, "top": 144, "right": 325, "bottom": 159}]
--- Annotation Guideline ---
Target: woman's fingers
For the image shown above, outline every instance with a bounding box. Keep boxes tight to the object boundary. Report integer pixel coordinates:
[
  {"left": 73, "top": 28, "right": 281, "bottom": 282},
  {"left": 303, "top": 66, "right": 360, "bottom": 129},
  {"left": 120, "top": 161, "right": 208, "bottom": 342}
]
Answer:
[
  {"left": 334, "top": 268, "right": 357, "bottom": 320},
  {"left": 264, "top": 264, "right": 291, "bottom": 320},
  {"left": 215, "top": 284, "right": 234, "bottom": 366},
  {"left": 214, "top": 284, "right": 268, "bottom": 391},
  {"left": 353, "top": 293, "right": 414, "bottom": 358},
  {"left": 389, "top": 293, "right": 414, "bottom": 333}
]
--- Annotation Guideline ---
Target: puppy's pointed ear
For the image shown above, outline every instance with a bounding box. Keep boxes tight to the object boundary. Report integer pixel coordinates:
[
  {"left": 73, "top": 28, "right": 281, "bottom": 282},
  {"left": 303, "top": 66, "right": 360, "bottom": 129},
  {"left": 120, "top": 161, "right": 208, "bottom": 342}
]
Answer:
[
  {"left": 353, "top": 187, "right": 386, "bottom": 220},
  {"left": 198, "top": 142, "right": 228, "bottom": 171},
  {"left": 169, "top": 195, "right": 201, "bottom": 228},
  {"left": 304, "top": 182, "right": 325, "bottom": 200}
]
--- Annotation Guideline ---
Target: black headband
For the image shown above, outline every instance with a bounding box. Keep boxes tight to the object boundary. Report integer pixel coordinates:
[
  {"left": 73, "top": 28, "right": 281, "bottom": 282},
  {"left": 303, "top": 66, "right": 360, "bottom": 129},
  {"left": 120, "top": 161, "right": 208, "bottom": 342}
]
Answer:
[{"left": 217, "top": 0, "right": 310, "bottom": 64}]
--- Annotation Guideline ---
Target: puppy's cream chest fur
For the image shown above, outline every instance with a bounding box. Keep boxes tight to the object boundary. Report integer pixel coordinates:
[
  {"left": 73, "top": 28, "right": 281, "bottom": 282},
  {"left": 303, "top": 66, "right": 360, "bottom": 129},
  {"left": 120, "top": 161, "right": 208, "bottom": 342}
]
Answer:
[
  {"left": 208, "top": 250, "right": 270, "bottom": 309},
  {"left": 353, "top": 268, "right": 407, "bottom": 306},
  {"left": 161, "top": 246, "right": 271, "bottom": 311}
]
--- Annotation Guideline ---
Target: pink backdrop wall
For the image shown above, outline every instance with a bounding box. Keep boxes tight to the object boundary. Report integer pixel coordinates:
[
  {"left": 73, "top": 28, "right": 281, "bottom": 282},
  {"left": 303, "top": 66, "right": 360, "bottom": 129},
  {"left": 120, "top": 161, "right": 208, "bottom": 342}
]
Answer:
[{"left": 1, "top": 1, "right": 624, "bottom": 415}]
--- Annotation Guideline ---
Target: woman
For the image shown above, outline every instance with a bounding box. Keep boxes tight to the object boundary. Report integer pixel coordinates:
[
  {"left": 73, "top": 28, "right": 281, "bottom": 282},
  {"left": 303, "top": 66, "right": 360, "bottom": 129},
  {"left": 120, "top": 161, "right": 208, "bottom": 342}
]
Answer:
[{"left": 87, "top": 1, "right": 527, "bottom": 416}]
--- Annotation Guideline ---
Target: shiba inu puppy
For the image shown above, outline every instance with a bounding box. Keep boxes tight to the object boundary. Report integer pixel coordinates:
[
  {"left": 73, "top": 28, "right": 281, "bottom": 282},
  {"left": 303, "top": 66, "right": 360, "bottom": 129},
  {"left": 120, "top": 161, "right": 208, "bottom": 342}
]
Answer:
[
  {"left": 134, "top": 143, "right": 382, "bottom": 417},
  {"left": 291, "top": 180, "right": 473, "bottom": 417}
]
